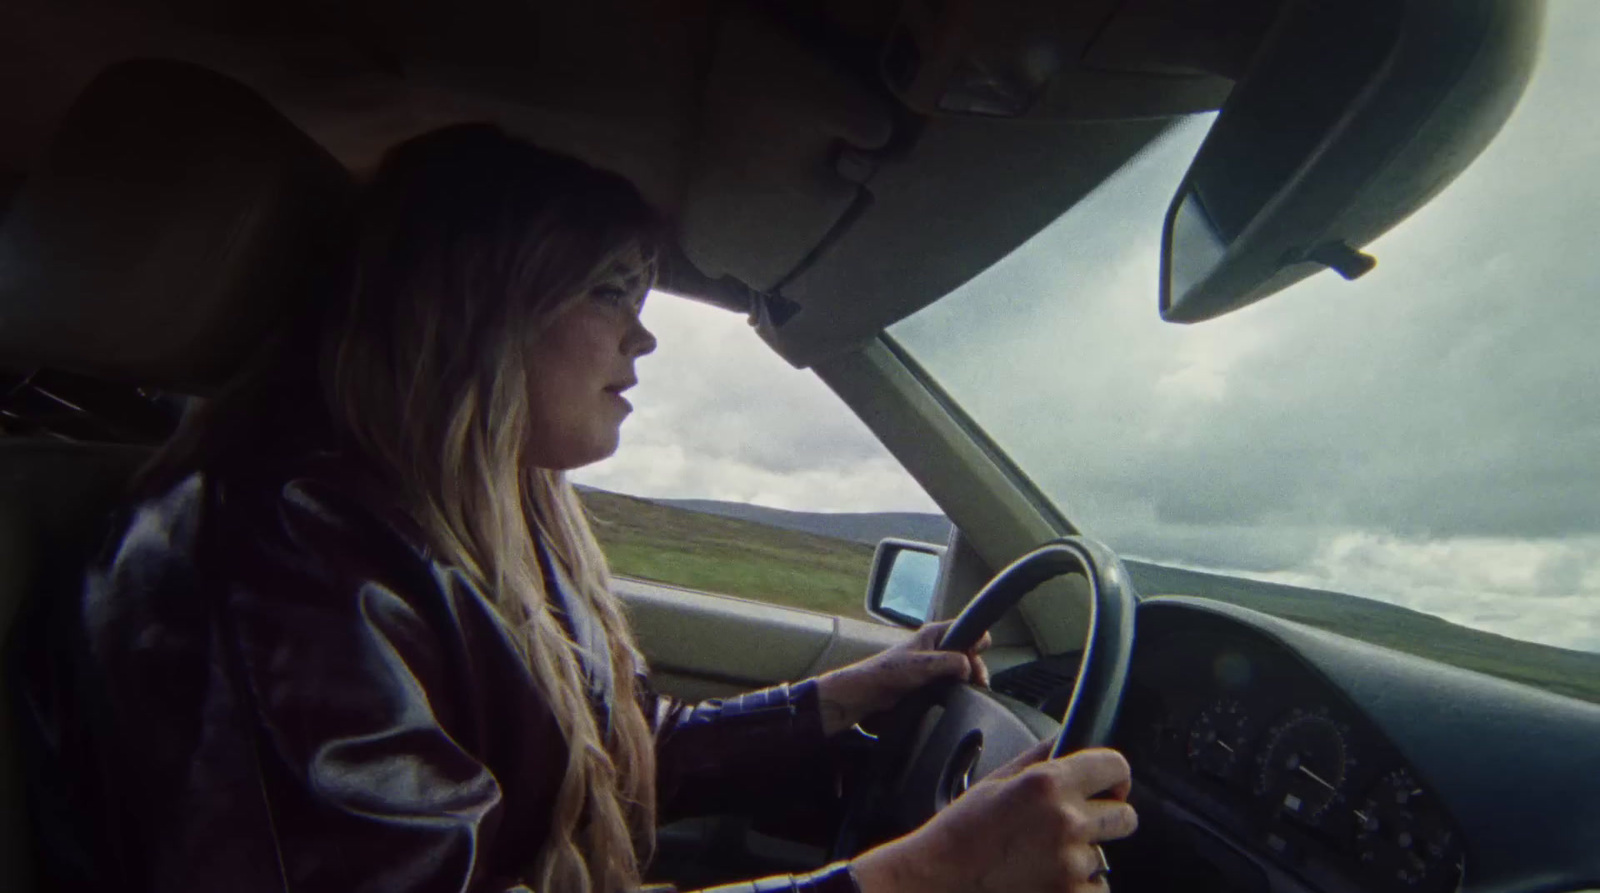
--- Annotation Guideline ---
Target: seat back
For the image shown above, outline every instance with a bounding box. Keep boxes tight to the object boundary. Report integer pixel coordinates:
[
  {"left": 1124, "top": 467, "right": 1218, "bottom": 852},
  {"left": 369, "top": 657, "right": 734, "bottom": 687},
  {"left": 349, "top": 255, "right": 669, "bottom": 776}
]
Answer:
[
  {"left": 0, "top": 441, "right": 150, "bottom": 888},
  {"left": 0, "top": 59, "right": 351, "bottom": 890}
]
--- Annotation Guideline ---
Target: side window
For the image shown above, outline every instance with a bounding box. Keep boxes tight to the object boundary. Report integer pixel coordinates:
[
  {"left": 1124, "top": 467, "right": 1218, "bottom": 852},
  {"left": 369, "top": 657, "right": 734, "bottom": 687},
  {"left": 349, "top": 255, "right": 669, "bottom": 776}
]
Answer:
[{"left": 575, "top": 294, "right": 941, "bottom": 620}]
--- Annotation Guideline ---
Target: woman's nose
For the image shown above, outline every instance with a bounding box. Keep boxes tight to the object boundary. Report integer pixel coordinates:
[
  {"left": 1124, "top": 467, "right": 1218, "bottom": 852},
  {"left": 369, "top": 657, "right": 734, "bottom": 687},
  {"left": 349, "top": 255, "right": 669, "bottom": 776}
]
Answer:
[{"left": 624, "top": 316, "right": 657, "bottom": 358}]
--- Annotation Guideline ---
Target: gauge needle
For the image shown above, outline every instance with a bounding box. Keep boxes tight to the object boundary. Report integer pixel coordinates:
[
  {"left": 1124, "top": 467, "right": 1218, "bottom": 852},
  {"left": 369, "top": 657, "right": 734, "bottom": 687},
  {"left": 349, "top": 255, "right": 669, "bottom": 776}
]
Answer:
[
  {"left": 1216, "top": 741, "right": 1235, "bottom": 754},
  {"left": 1296, "top": 764, "right": 1336, "bottom": 791}
]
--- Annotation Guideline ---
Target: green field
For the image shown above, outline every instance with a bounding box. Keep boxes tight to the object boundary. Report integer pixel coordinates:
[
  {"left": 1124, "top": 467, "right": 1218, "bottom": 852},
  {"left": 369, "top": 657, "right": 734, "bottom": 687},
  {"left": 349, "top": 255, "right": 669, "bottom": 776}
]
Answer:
[
  {"left": 585, "top": 490, "right": 1600, "bottom": 706},
  {"left": 585, "top": 489, "right": 877, "bottom": 620}
]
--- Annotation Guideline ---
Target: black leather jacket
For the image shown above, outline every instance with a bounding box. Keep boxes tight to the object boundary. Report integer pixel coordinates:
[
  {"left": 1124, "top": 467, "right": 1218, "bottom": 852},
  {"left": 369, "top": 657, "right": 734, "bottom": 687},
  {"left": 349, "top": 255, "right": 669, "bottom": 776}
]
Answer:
[{"left": 13, "top": 454, "right": 859, "bottom": 893}]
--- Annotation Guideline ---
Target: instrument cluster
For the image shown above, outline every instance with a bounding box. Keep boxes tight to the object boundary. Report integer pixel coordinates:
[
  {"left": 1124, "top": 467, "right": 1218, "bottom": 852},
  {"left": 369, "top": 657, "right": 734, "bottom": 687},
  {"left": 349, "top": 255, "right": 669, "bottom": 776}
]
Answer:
[{"left": 1114, "top": 615, "right": 1465, "bottom": 893}]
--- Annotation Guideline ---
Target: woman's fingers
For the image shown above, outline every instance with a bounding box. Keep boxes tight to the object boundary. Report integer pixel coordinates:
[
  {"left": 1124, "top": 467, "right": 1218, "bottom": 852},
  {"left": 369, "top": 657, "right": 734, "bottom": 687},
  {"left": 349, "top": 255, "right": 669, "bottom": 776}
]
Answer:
[
  {"left": 964, "top": 631, "right": 991, "bottom": 687},
  {"left": 892, "top": 643, "right": 981, "bottom": 689},
  {"left": 1063, "top": 843, "right": 1106, "bottom": 883},
  {"left": 1043, "top": 748, "right": 1134, "bottom": 809},
  {"left": 1104, "top": 773, "right": 1133, "bottom": 802},
  {"left": 981, "top": 746, "right": 1136, "bottom": 811},
  {"left": 1080, "top": 797, "right": 1139, "bottom": 841},
  {"left": 911, "top": 621, "right": 951, "bottom": 649},
  {"left": 910, "top": 622, "right": 990, "bottom": 653},
  {"left": 906, "top": 651, "right": 975, "bottom": 686},
  {"left": 873, "top": 745, "right": 1139, "bottom": 893},
  {"left": 906, "top": 622, "right": 991, "bottom": 688}
]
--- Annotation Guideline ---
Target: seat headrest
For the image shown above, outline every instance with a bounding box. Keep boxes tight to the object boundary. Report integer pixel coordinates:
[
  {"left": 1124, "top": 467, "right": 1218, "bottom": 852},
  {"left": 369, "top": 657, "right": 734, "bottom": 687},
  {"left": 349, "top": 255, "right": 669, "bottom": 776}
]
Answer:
[{"left": 0, "top": 60, "right": 352, "bottom": 394}]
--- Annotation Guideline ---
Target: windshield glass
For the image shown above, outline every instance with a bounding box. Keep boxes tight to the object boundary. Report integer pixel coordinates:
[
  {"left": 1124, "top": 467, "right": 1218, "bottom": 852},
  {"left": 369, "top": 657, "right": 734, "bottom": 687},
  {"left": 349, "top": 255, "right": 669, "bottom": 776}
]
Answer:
[{"left": 890, "top": 1, "right": 1600, "bottom": 702}]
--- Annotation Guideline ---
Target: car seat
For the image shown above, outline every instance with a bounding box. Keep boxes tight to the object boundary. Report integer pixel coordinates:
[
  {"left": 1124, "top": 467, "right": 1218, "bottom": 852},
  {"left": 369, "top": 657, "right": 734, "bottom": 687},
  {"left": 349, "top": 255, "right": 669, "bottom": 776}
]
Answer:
[{"left": 0, "top": 59, "right": 350, "bottom": 891}]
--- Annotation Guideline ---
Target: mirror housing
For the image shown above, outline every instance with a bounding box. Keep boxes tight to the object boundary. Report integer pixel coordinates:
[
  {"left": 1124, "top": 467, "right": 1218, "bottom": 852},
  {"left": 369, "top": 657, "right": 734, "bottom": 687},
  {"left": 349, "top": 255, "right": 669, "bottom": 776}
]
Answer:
[
  {"left": 1160, "top": 0, "right": 1544, "bottom": 324},
  {"left": 865, "top": 538, "right": 946, "bottom": 628}
]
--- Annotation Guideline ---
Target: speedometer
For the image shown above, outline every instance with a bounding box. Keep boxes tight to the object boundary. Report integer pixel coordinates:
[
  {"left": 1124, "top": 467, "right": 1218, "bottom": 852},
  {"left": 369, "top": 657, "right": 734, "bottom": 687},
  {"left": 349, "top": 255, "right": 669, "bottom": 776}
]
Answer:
[
  {"left": 1354, "top": 769, "right": 1463, "bottom": 889},
  {"left": 1186, "top": 699, "right": 1252, "bottom": 781},
  {"left": 1253, "top": 708, "right": 1354, "bottom": 823}
]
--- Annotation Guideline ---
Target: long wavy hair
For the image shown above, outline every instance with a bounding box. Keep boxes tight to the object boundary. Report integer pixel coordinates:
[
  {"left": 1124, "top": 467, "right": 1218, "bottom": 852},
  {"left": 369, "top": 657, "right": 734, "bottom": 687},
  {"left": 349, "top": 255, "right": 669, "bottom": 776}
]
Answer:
[
  {"left": 152, "top": 124, "right": 664, "bottom": 891},
  {"left": 329, "top": 125, "right": 662, "bottom": 892}
]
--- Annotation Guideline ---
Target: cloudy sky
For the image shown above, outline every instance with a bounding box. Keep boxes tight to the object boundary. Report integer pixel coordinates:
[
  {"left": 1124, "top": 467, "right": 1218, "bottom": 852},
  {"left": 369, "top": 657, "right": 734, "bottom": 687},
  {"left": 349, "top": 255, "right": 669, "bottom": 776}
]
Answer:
[{"left": 580, "top": 1, "right": 1600, "bottom": 654}]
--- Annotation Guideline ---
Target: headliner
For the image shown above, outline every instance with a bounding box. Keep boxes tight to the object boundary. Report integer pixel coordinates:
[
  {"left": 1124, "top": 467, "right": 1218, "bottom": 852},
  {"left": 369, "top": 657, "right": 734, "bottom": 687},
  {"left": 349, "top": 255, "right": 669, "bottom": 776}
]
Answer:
[{"left": 0, "top": 0, "right": 1265, "bottom": 367}]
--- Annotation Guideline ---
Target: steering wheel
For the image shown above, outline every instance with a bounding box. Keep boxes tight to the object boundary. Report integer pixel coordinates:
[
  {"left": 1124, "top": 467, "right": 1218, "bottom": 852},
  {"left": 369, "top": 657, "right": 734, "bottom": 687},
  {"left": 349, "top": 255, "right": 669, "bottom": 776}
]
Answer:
[{"left": 832, "top": 536, "right": 1139, "bottom": 859}]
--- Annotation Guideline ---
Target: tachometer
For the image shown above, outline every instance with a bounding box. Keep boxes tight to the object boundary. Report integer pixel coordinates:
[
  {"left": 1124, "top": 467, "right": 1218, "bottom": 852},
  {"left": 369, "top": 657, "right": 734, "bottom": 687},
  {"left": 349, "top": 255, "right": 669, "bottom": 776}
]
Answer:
[
  {"left": 1186, "top": 699, "right": 1252, "bottom": 781},
  {"left": 1254, "top": 708, "right": 1353, "bottom": 823},
  {"left": 1354, "top": 768, "right": 1463, "bottom": 889}
]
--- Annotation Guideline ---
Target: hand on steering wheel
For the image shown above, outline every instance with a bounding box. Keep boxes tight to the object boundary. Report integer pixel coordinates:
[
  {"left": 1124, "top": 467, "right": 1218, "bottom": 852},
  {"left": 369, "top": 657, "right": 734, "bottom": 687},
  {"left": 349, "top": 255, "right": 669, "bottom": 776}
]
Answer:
[
  {"left": 852, "top": 742, "right": 1137, "bottom": 893},
  {"left": 831, "top": 537, "right": 1140, "bottom": 891},
  {"left": 814, "top": 621, "right": 992, "bottom": 736}
]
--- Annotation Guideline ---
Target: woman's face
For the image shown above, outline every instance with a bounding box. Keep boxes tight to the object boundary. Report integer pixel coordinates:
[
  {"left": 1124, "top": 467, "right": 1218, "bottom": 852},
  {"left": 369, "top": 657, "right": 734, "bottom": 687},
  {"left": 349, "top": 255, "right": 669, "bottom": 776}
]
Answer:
[{"left": 523, "top": 255, "right": 658, "bottom": 470}]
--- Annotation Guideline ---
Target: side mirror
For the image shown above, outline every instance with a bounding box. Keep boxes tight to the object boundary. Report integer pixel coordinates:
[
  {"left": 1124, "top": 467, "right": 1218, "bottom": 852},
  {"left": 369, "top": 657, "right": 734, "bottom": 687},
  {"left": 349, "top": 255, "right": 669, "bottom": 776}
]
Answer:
[
  {"left": 865, "top": 538, "right": 945, "bottom": 628},
  {"left": 1160, "top": 0, "right": 1543, "bottom": 323}
]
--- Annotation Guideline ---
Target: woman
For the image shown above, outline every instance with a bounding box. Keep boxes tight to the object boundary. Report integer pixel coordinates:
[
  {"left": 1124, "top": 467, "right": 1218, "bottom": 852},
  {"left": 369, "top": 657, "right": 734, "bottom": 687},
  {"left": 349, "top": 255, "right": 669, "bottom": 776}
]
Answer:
[{"left": 20, "top": 125, "right": 1136, "bottom": 893}]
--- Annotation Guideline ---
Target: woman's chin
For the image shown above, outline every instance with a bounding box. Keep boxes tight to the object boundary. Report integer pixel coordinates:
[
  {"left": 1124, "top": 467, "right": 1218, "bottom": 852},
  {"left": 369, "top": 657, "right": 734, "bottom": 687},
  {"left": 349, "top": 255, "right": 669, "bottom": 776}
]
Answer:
[{"left": 526, "top": 427, "right": 621, "bottom": 472}]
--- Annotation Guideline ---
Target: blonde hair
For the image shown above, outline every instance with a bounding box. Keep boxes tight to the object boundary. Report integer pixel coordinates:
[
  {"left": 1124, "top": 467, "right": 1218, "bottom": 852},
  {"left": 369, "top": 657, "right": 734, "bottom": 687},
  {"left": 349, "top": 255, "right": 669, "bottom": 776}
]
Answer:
[{"left": 322, "top": 125, "right": 663, "bottom": 891}]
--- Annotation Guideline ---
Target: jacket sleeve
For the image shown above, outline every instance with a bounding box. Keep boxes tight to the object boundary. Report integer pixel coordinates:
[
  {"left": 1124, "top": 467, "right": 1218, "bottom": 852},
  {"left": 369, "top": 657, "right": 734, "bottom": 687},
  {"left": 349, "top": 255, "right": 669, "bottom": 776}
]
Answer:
[
  {"left": 649, "top": 683, "right": 864, "bottom": 893},
  {"left": 216, "top": 550, "right": 528, "bottom": 891},
  {"left": 39, "top": 468, "right": 858, "bottom": 893},
  {"left": 79, "top": 474, "right": 544, "bottom": 893},
  {"left": 650, "top": 680, "right": 846, "bottom": 828},
  {"left": 210, "top": 484, "right": 861, "bottom": 893}
]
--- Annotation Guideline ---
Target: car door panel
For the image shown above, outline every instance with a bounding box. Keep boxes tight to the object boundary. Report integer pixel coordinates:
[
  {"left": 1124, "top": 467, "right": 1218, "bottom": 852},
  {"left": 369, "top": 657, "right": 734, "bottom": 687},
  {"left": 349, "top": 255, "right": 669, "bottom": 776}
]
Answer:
[{"left": 615, "top": 577, "right": 908, "bottom": 701}]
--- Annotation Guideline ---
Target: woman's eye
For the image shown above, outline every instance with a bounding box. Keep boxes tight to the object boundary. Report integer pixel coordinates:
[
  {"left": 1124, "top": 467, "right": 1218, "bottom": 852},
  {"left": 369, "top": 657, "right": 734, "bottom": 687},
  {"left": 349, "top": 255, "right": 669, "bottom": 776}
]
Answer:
[{"left": 590, "top": 285, "right": 631, "bottom": 309}]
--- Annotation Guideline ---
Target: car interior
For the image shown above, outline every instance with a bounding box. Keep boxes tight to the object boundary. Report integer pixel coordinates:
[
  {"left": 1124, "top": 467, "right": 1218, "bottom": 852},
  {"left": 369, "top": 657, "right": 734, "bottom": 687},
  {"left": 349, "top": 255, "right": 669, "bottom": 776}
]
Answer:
[{"left": 2, "top": 1, "right": 1598, "bottom": 892}]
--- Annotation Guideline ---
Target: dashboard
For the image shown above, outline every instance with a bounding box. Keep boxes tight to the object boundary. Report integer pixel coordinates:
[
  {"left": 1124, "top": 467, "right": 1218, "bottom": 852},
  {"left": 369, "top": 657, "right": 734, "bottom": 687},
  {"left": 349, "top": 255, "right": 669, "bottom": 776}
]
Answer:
[
  {"left": 1113, "top": 606, "right": 1462, "bottom": 893},
  {"left": 988, "top": 596, "right": 1600, "bottom": 893}
]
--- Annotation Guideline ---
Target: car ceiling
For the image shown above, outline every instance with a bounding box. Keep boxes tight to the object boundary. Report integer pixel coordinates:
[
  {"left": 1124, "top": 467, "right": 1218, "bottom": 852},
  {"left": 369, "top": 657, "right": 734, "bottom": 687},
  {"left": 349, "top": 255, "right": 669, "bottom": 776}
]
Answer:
[{"left": 0, "top": 0, "right": 1277, "bottom": 369}]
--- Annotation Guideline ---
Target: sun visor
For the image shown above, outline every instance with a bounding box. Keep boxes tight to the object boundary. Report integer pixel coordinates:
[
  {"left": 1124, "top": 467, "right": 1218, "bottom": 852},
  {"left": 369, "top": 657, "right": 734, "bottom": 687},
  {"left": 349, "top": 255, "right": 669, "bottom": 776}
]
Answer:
[
  {"left": 0, "top": 59, "right": 352, "bottom": 394},
  {"left": 676, "top": 10, "right": 894, "bottom": 293}
]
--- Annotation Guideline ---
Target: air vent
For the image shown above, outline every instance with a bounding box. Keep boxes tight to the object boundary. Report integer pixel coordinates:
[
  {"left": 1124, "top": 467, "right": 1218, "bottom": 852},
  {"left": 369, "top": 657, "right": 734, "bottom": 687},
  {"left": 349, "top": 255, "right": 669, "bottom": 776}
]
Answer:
[{"left": 992, "top": 656, "right": 1079, "bottom": 709}]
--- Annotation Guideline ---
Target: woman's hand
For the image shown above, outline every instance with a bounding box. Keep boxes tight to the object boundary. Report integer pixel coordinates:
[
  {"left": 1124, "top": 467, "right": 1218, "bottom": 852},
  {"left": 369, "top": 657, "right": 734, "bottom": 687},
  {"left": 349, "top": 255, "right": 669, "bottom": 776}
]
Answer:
[
  {"left": 851, "top": 743, "right": 1138, "bottom": 893},
  {"left": 813, "top": 620, "right": 991, "bottom": 736}
]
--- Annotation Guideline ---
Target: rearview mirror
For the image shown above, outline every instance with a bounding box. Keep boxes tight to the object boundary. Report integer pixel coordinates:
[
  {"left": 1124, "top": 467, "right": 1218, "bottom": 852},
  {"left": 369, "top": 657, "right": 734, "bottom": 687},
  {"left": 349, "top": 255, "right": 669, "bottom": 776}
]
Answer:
[
  {"left": 865, "top": 538, "right": 945, "bottom": 628},
  {"left": 1160, "top": 0, "right": 1543, "bottom": 324}
]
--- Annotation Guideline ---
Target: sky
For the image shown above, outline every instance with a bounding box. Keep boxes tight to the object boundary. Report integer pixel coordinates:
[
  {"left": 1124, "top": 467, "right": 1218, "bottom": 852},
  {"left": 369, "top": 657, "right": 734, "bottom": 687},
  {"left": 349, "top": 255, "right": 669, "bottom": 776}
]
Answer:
[{"left": 578, "top": 1, "right": 1600, "bottom": 655}]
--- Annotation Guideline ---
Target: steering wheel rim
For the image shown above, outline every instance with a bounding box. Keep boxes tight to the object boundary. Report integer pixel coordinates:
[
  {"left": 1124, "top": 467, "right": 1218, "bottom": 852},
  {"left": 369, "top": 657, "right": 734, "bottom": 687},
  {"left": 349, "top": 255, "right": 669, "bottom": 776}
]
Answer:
[{"left": 831, "top": 536, "right": 1138, "bottom": 859}]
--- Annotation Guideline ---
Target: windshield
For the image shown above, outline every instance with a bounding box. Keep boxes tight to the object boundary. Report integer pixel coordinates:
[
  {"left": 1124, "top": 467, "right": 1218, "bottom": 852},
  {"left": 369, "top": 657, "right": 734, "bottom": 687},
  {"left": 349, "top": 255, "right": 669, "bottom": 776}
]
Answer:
[{"left": 890, "top": 1, "right": 1600, "bottom": 699}]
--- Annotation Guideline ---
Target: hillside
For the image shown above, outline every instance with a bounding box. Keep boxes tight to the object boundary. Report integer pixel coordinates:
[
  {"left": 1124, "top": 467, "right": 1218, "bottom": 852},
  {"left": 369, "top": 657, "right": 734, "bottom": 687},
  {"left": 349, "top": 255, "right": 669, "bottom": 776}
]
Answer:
[
  {"left": 585, "top": 490, "right": 1600, "bottom": 705},
  {"left": 1123, "top": 561, "right": 1600, "bottom": 704},
  {"left": 583, "top": 489, "right": 876, "bottom": 620},
  {"left": 655, "top": 497, "right": 952, "bottom": 546}
]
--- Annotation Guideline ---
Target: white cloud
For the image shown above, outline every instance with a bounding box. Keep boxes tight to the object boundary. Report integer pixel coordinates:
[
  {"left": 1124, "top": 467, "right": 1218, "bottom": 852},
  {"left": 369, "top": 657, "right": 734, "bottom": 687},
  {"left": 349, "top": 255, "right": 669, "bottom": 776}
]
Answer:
[
  {"left": 888, "top": 2, "right": 1600, "bottom": 653},
  {"left": 1234, "top": 533, "right": 1600, "bottom": 652},
  {"left": 579, "top": 3, "right": 1600, "bottom": 657},
  {"left": 572, "top": 296, "right": 938, "bottom": 514}
]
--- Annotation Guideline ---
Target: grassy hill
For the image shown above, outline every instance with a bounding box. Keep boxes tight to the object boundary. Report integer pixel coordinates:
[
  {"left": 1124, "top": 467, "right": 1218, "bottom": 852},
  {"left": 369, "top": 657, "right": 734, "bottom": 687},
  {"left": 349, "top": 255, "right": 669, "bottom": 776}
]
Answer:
[
  {"left": 584, "top": 489, "right": 877, "bottom": 620},
  {"left": 655, "top": 497, "right": 952, "bottom": 546},
  {"left": 1123, "top": 562, "right": 1600, "bottom": 704},
  {"left": 585, "top": 490, "right": 1600, "bottom": 705}
]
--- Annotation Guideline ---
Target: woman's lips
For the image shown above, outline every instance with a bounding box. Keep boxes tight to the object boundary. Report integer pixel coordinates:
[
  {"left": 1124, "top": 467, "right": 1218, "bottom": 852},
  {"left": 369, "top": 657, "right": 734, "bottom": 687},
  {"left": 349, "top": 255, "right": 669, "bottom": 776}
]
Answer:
[{"left": 603, "top": 385, "right": 633, "bottom": 412}]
